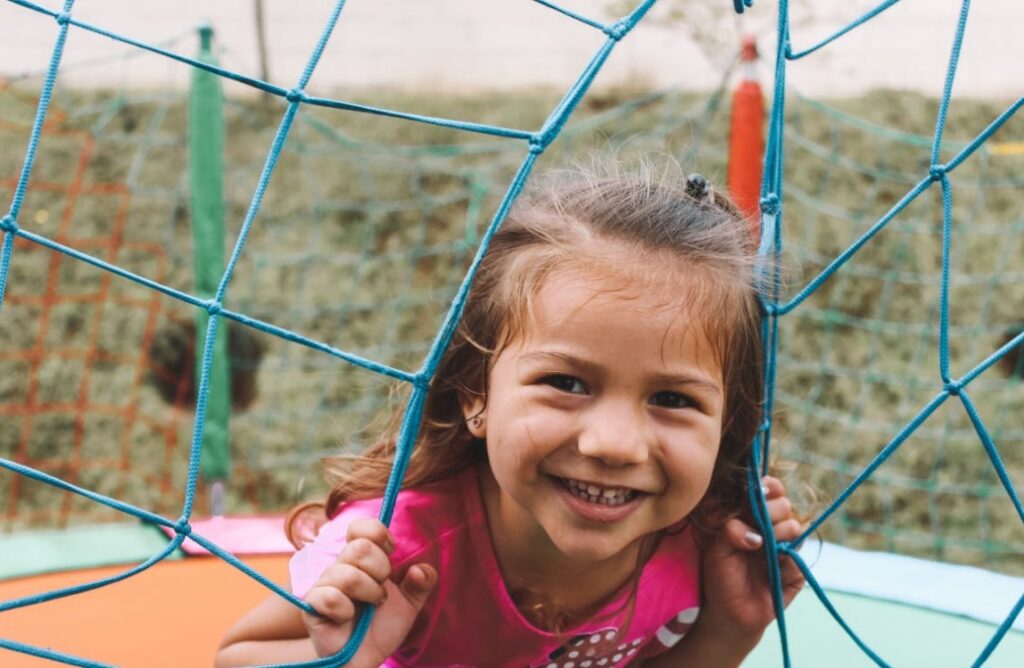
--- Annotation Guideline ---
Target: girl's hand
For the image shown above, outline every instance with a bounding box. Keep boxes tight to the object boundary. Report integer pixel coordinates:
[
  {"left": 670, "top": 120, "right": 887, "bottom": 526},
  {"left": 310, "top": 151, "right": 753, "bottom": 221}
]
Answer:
[
  {"left": 698, "top": 476, "right": 805, "bottom": 646},
  {"left": 302, "top": 518, "right": 438, "bottom": 666}
]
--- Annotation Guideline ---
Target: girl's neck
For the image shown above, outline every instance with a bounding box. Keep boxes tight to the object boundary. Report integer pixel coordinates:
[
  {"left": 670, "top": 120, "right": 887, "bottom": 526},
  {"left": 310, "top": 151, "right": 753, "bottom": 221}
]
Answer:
[{"left": 476, "top": 463, "right": 640, "bottom": 620}]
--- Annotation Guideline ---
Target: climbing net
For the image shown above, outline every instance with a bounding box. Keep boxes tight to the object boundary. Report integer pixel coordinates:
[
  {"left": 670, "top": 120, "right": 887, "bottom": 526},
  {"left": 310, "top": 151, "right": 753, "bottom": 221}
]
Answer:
[{"left": 1, "top": 0, "right": 1022, "bottom": 666}]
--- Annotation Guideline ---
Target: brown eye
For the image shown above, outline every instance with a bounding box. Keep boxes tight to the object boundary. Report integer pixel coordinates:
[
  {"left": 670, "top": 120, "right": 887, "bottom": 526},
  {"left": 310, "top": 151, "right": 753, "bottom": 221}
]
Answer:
[
  {"left": 542, "top": 374, "right": 587, "bottom": 394},
  {"left": 649, "top": 391, "right": 692, "bottom": 409}
]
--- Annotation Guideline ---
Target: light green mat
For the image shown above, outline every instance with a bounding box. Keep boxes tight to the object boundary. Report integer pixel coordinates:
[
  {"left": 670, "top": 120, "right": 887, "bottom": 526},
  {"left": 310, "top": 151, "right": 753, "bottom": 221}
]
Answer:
[
  {"left": 747, "top": 590, "right": 1024, "bottom": 667},
  {"left": 0, "top": 523, "right": 181, "bottom": 580}
]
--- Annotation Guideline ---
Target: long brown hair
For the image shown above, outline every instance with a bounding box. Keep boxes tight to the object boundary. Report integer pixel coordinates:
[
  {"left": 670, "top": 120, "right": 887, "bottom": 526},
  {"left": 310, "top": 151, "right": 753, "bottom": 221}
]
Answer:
[{"left": 318, "top": 161, "right": 767, "bottom": 631}]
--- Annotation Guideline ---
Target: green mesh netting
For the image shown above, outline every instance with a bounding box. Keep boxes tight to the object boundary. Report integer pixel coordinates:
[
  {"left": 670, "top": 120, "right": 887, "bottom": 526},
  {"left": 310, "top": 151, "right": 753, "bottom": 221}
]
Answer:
[{"left": 773, "top": 93, "right": 1024, "bottom": 575}]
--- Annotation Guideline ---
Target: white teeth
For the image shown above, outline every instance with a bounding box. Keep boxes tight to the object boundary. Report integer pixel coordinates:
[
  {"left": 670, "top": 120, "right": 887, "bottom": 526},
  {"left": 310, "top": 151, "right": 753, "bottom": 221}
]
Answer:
[{"left": 562, "top": 478, "right": 636, "bottom": 506}]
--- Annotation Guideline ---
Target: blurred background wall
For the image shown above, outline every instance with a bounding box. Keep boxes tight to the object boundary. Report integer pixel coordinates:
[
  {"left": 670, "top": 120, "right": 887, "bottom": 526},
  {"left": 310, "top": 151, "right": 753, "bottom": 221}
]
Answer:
[{"left": 0, "top": 0, "right": 1019, "bottom": 98}]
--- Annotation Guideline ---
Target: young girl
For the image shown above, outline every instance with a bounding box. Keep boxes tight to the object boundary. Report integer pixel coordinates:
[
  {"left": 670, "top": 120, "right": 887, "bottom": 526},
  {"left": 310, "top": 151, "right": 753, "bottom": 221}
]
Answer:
[{"left": 216, "top": 164, "right": 804, "bottom": 667}]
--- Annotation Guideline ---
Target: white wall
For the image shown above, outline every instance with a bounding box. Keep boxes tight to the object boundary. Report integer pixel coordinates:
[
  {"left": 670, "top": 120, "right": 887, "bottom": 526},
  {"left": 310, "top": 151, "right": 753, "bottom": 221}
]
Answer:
[{"left": 0, "top": 0, "right": 1019, "bottom": 99}]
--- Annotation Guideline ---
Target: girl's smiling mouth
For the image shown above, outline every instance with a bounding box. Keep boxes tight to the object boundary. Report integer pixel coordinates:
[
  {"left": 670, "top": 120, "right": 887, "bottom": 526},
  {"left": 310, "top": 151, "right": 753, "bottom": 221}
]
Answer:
[{"left": 550, "top": 476, "right": 647, "bottom": 523}]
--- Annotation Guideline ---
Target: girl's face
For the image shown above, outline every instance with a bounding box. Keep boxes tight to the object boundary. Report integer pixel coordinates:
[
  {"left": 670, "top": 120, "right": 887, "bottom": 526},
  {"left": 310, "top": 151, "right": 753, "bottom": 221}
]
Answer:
[{"left": 465, "top": 247, "right": 726, "bottom": 566}]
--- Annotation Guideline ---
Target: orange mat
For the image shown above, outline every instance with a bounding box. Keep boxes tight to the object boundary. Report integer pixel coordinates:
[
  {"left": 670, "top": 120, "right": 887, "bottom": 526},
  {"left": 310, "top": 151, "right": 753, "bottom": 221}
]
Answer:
[{"left": 0, "top": 555, "right": 291, "bottom": 667}]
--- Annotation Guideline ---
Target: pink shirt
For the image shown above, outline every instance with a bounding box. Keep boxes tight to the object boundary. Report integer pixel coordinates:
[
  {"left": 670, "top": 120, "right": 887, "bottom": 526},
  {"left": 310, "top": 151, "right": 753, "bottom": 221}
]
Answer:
[{"left": 290, "top": 467, "right": 702, "bottom": 667}]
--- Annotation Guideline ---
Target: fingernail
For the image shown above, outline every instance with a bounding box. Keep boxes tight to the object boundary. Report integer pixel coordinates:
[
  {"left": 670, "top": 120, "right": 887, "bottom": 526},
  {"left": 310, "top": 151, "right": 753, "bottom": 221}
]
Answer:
[
  {"left": 384, "top": 537, "right": 395, "bottom": 554},
  {"left": 379, "top": 591, "right": 388, "bottom": 606},
  {"left": 745, "top": 531, "right": 764, "bottom": 547},
  {"left": 761, "top": 484, "right": 771, "bottom": 497}
]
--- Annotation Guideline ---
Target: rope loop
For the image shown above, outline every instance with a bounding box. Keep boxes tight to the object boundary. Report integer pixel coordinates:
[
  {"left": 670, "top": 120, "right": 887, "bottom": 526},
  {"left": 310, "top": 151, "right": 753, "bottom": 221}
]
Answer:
[
  {"left": 55, "top": 11, "right": 71, "bottom": 25},
  {"left": 759, "top": 194, "right": 780, "bottom": 216},
  {"left": 929, "top": 163, "right": 947, "bottom": 182},
  {"left": 285, "top": 87, "right": 307, "bottom": 104},
  {"left": 205, "top": 299, "right": 223, "bottom": 316},
  {"left": 0, "top": 215, "right": 18, "bottom": 234},
  {"left": 603, "top": 21, "right": 627, "bottom": 42}
]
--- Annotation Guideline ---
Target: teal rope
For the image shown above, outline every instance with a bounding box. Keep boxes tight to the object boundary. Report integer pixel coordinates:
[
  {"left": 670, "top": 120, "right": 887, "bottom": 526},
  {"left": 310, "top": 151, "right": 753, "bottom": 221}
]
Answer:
[
  {"left": 0, "top": 640, "right": 112, "bottom": 668},
  {"left": 786, "top": 0, "right": 904, "bottom": 60},
  {"left": 783, "top": 548, "right": 892, "bottom": 666},
  {"left": 0, "top": 0, "right": 75, "bottom": 313},
  {"left": 929, "top": 0, "right": 973, "bottom": 168},
  {"left": 531, "top": 1, "right": 606, "bottom": 31}
]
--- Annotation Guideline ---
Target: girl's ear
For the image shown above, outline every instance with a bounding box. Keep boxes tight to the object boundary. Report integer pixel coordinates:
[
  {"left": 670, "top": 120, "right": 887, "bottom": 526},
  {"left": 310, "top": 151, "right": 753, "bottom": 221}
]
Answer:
[{"left": 461, "top": 394, "right": 487, "bottom": 439}]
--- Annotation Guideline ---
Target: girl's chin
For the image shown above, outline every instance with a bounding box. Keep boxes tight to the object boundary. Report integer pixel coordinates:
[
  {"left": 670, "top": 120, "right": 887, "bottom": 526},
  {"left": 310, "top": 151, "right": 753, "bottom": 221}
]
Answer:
[{"left": 546, "top": 529, "right": 644, "bottom": 564}]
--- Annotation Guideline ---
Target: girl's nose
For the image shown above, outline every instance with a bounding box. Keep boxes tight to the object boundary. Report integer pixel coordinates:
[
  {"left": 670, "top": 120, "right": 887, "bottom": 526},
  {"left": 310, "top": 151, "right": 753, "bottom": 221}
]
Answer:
[{"left": 576, "top": 404, "right": 651, "bottom": 466}]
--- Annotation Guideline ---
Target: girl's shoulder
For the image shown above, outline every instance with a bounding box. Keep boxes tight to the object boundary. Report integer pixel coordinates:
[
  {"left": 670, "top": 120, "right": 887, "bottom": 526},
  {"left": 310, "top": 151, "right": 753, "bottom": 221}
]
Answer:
[
  {"left": 290, "top": 469, "right": 478, "bottom": 597},
  {"left": 315, "top": 468, "right": 477, "bottom": 554},
  {"left": 381, "top": 469, "right": 477, "bottom": 564}
]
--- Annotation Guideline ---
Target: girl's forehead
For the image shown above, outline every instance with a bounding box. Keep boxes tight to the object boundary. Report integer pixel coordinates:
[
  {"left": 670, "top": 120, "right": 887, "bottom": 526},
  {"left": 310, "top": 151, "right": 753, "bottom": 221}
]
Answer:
[
  {"left": 518, "top": 261, "right": 724, "bottom": 369},
  {"left": 538, "top": 250, "right": 707, "bottom": 317}
]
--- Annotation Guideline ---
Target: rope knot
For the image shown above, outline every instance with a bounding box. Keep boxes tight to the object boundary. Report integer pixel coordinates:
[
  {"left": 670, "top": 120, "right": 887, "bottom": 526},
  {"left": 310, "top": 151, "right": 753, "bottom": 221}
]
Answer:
[
  {"left": 205, "top": 299, "right": 223, "bottom": 316},
  {"left": 944, "top": 380, "right": 961, "bottom": 396},
  {"left": 285, "top": 87, "right": 306, "bottom": 103},
  {"left": 0, "top": 215, "right": 17, "bottom": 234},
  {"left": 55, "top": 11, "right": 71, "bottom": 25},
  {"left": 527, "top": 134, "right": 546, "bottom": 155},
  {"left": 603, "top": 21, "right": 627, "bottom": 41},
  {"left": 929, "top": 163, "right": 947, "bottom": 182},
  {"left": 174, "top": 518, "right": 192, "bottom": 536},
  {"left": 759, "top": 194, "right": 780, "bottom": 215}
]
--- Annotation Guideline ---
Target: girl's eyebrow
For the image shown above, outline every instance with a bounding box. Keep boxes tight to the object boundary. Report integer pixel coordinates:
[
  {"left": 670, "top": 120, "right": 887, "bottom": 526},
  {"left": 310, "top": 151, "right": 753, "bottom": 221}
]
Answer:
[
  {"left": 520, "top": 351, "right": 722, "bottom": 397},
  {"left": 649, "top": 371, "right": 723, "bottom": 397}
]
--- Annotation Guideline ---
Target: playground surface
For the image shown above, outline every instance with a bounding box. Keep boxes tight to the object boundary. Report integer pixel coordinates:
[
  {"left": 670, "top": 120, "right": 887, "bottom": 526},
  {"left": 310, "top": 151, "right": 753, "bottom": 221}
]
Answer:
[{"left": 1, "top": 522, "right": 1021, "bottom": 667}]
